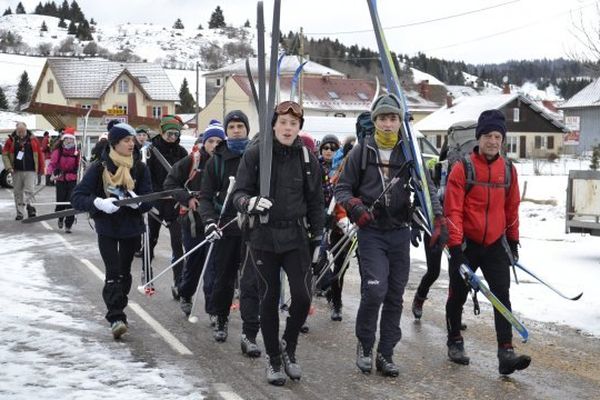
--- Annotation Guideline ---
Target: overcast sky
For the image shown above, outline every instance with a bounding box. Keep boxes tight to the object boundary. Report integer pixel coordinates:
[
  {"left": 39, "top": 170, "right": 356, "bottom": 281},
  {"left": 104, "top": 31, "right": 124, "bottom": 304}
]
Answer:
[{"left": 4, "top": 0, "right": 597, "bottom": 64}]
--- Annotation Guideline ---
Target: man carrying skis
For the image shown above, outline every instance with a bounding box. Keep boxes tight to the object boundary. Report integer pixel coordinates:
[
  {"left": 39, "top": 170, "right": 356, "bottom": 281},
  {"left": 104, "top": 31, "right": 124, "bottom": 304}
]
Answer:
[
  {"left": 444, "top": 109, "right": 530, "bottom": 375},
  {"left": 233, "top": 101, "right": 324, "bottom": 386},
  {"left": 335, "top": 94, "right": 447, "bottom": 377},
  {"left": 198, "top": 111, "right": 261, "bottom": 357}
]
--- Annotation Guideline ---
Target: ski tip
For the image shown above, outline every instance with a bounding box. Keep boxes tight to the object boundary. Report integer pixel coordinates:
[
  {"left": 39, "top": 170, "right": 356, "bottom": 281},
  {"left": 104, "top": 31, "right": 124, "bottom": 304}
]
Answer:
[
  {"left": 570, "top": 292, "right": 583, "bottom": 301},
  {"left": 188, "top": 316, "right": 199, "bottom": 324}
]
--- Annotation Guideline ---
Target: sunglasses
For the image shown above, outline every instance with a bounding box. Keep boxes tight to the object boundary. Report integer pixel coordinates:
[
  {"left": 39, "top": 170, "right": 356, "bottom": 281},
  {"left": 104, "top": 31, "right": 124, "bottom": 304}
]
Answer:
[
  {"left": 165, "top": 130, "right": 181, "bottom": 138},
  {"left": 321, "top": 145, "right": 339, "bottom": 151},
  {"left": 275, "top": 101, "right": 303, "bottom": 119}
]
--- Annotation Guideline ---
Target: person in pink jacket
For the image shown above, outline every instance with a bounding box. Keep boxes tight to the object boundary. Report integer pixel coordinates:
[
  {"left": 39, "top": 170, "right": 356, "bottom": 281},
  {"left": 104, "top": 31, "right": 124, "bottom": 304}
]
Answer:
[{"left": 47, "top": 127, "right": 80, "bottom": 233}]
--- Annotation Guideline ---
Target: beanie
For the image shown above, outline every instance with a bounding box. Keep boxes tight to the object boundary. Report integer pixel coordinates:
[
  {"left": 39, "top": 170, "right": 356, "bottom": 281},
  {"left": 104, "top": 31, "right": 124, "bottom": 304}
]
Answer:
[
  {"left": 62, "top": 126, "right": 76, "bottom": 141},
  {"left": 106, "top": 119, "right": 121, "bottom": 131},
  {"left": 136, "top": 125, "right": 150, "bottom": 135},
  {"left": 370, "top": 94, "right": 403, "bottom": 122},
  {"left": 109, "top": 123, "right": 136, "bottom": 147},
  {"left": 319, "top": 134, "right": 341, "bottom": 152},
  {"left": 476, "top": 109, "right": 507, "bottom": 140},
  {"left": 203, "top": 119, "right": 226, "bottom": 144},
  {"left": 224, "top": 110, "right": 250, "bottom": 135},
  {"left": 160, "top": 114, "right": 184, "bottom": 132}
]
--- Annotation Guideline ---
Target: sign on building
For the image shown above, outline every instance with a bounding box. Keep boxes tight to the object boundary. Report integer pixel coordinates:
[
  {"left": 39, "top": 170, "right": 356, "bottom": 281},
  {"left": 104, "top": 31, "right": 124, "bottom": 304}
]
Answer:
[{"left": 564, "top": 116, "right": 580, "bottom": 145}]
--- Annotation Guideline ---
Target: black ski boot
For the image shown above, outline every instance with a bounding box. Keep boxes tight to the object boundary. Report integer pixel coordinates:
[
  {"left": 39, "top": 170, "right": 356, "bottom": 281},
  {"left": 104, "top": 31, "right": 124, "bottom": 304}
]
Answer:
[
  {"left": 376, "top": 353, "right": 400, "bottom": 377},
  {"left": 111, "top": 320, "right": 127, "bottom": 340},
  {"left": 241, "top": 334, "right": 261, "bottom": 358},
  {"left": 447, "top": 339, "right": 470, "bottom": 365},
  {"left": 266, "top": 355, "right": 286, "bottom": 386},
  {"left": 180, "top": 297, "right": 192, "bottom": 317},
  {"left": 356, "top": 342, "right": 373, "bottom": 374},
  {"left": 171, "top": 285, "right": 180, "bottom": 301},
  {"left": 280, "top": 340, "right": 301, "bottom": 380},
  {"left": 412, "top": 293, "right": 426, "bottom": 319},
  {"left": 58, "top": 219, "right": 64, "bottom": 229},
  {"left": 213, "top": 316, "right": 228, "bottom": 342},
  {"left": 498, "top": 346, "right": 531, "bottom": 375},
  {"left": 330, "top": 303, "right": 342, "bottom": 321},
  {"left": 26, "top": 204, "right": 36, "bottom": 218}
]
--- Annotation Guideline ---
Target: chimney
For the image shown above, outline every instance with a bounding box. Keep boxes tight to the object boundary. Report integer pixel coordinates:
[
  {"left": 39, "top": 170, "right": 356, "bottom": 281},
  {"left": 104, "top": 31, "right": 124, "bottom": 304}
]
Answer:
[
  {"left": 446, "top": 92, "right": 453, "bottom": 108},
  {"left": 542, "top": 100, "right": 558, "bottom": 113},
  {"left": 419, "top": 80, "right": 430, "bottom": 100},
  {"left": 502, "top": 76, "right": 510, "bottom": 94}
]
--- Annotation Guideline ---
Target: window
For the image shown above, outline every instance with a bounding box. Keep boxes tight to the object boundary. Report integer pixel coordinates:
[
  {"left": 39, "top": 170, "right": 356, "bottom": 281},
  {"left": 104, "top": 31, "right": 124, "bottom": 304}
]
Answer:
[
  {"left": 436, "top": 135, "right": 442, "bottom": 148},
  {"left": 152, "top": 106, "right": 162, "bottom": 119},
  {"left": 136, "top": 76, "right": 149, "bottom": 84},
  {"left": 547, "top": 135, "right": 554, "bottom": 149},
  {"left": 357, "top": 92, "right": 369, "bottom": 100},
  {"left": 534, "top": 135, "right": 542, "bottom": 149},
  {"left": 506, "top": 136, "right": 518, "bottom": 154},
  {"left": 328, "top": 91, "right": 339, "bottom": 99},
  {"left": 513, "top": 107, "right": 520, "bottom": 122},
  {"left": 81, "top": 104, "right": 92, "bottom": 109},
  {"left": 116, "top": 105, "right": 128, "bottom": 114},
  {"left": 118, "top": 79, "right": 129, "bottom": 93},
  {"left": 47, "top": 79, "right": 54, "bottom": 94},
  {"left": 216, "top": 78, "right": 222, "bottom": 87}
]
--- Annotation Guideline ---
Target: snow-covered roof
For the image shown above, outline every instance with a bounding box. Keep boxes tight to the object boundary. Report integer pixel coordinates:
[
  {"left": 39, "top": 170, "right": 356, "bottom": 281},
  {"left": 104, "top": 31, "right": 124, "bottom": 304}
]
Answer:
[
  {"left": 415, "top": 93, "right": 567, "bottom": 132},
  {"left": 560, "top": 78, "right": 600, "bottom": 109},
  {"left": 204, "top": 55, "right": 345, "bottom": 78},
  {"left": 445, "top": 85, "right": 479, "bottom": 98},
  {"left": 44, "top": 58, "right": 179, "bottom": 101}
]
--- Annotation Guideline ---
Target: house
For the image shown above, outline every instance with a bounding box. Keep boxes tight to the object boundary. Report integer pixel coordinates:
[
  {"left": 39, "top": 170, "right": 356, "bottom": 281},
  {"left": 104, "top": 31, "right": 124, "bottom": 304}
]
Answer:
[
  {"left": 415, "top": 93, "right": 568, "bottom": 159},
  {"left": 559, "top": 78, "right": 600, "bottom": 153},
  {"left": 26, "top": 58, "right": 179, "bottom": 131}
]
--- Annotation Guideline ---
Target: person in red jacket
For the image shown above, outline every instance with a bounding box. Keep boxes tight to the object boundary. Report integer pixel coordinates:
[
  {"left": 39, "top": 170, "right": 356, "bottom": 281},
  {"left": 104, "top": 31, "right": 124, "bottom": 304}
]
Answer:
[{"left": 444, "top": 109, "right": 530, "bottom": 375}]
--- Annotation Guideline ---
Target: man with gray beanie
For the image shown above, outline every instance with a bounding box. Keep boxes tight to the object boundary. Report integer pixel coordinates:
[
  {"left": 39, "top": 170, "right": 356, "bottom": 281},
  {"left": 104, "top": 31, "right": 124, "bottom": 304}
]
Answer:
[
  {"left": 335, "top": 93, "right": 447, "bottom": 377},
  {"left": 444, "top": 109, "right": 530, "bottom": 375}
]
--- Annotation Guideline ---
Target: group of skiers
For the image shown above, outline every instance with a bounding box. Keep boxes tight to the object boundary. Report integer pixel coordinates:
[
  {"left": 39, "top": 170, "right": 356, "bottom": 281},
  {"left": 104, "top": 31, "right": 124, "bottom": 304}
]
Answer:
[{"left": 3, "top": 94, "right": 531, "bottom": 385}]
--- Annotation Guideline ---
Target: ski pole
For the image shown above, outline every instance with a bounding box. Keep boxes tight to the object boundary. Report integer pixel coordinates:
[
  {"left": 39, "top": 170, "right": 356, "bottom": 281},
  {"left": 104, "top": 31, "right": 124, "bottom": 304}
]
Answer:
[
  {"left": 331, "top": 235, "right": 359, "bottom": 282},
  {"left": 30, "top": 201, "right": 71, "bottom": 206}
]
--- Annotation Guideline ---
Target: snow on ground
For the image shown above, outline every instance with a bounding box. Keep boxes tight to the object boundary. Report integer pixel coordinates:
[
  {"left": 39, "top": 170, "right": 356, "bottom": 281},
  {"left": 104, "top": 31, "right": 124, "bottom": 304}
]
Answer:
[{"left": 0, "top": 200, "right": 204, "bottom": 399}]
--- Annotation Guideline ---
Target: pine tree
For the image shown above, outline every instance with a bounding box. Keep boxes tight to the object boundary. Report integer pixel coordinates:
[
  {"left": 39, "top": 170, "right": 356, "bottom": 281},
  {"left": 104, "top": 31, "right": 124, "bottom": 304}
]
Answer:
[
  {"left": 0, "top": 86, "right": 8, "bottom": 110},
  {"left": 173, "top": 18, "right": 184, "bottom": 29},
  {"left": 90, "top": 17, "right": 96, "bottom": 25},
  {"left": 591, "top": 145, "right": 600, "bottom": 171},
  {"left": 41, "top": 20, "right": 48, "bottom": 32},
  {"left": 76, "top": 18, "right": 92, "bottom": 40},
  {"left": 69, "top": 0, "right": 84, "bottom": 22},
  {"left": 67, "top": 20, "right": 77, "bottom": 34},
  {"left": 15, "top": 2, "right": 26, "bottom": 14},
  {"left": 177, "top": 78, "right": 196, "bottom": 113},
  {"left": 244, "top": 19, "right": 250, "bottom": 28},
  {"left": 16, "top": 71, "right": 32, "bottom": 109},
  {"left": 59, "top": 0, "right": 70, "bottom": 19},
  {"left": 197, "top": 23, "right": 203, "bottom": 30},
  {"left": 3, "top": 7, "right": 12, "bottom": 16},
  {"left": 34, "top": 2, "right": 43, "bottom": 14},
  {"left": 58, "top": 18, "right": 67, "bottom": 28},
  {"left": 208, "top": 6, "right": 225, "bottom": 29}
]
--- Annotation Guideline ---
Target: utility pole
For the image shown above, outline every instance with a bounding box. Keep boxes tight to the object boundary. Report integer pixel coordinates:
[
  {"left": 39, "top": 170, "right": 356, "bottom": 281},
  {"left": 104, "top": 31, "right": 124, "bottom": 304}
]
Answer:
[
  {"left": 299, "top": 27, "right": 305, "bottom": 106},
  {"left": 195, "top": 61, "right": 200, "bottom": 136}
]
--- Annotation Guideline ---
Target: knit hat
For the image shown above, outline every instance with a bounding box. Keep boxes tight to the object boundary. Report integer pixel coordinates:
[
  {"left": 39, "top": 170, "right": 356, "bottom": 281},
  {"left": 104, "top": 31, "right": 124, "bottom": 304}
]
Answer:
[
  {"left": 319, "top": 134, "right": 341, "bottom": 152},
  {"left": 371, "top": 94, "right": 403, "bottom": 122},
  {"left": 109, "top": 123, "right": 136, "bottom": 147},
  {"left": 203, "top": 119, "right": 226, "bottom": 144},
  {"left": 299, "top": 132, "right": 316, "bottom": 153},
  {"left": 106, "top": 119, "right": 121, "bottom": 131},
  {"left": 62, "top": 126, "right": 76, "bottom": 141},
  {"left": 224, "top": 110, "right": 250, "bottom": 135},
  {"left": 136, "top": 125, "right": 150, "bottom": 135},
  {"left": 160, "top": 114, "right": 184, "bottom": 133},
  {"left": 476, "top": 109, "right": 507, "bottom": 140}
]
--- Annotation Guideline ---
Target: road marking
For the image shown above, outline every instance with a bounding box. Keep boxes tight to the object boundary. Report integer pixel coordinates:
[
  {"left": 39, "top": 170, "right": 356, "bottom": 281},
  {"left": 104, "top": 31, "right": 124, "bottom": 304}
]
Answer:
[
  {"left": 55, "top": 233, "right": 75, "bottom": 249},
  {"left": 213, "top": 384, "right": 245, "bottom": 400},
  {"left": 41, "top": 221, "right": 54, "bottom": 231},
  {"left": 78, "top": 257, "right": 193, "bottom": 356}
]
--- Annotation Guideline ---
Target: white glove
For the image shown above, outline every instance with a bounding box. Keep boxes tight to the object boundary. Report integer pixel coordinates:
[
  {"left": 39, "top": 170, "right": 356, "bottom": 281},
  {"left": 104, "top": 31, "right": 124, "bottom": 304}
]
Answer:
[
  {"left": 125, "top": 189, "right": 139, "bottom": 209},
  {"left": 204, "top": 222, "right": 222, "bottom": 243},
  {"left": 336, "top": 217, "right": 352, "bottom": 234},
  {"left": 246, "top": 196, "right": 273, "bottom": 214},
  {"left": 94, "top": 197, "right": 120, "bottom": 214}
]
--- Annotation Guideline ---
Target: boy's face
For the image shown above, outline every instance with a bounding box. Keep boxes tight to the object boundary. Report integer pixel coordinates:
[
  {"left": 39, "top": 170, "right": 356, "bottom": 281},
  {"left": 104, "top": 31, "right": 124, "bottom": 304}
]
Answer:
[{"left": 273, "top": 114, "right": 301, "bottom": 146}]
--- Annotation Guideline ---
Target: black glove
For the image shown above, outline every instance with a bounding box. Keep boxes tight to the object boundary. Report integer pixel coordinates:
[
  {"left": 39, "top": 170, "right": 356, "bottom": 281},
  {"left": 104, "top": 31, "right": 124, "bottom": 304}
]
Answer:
[
  {"left": 508, "top": 240, "right": 519, "bottom": 263},
  {"left": 204, "top": 221, "right": 222, "bottom": 243},
  {"left": 346, "top": 197, "right": 373, "bottom": 228},
  {"left": 410, "top": 225, "right": 422, "bottom": 247},
  {"left": 449, "top": 245, "right": 468, "bottom": 269}
]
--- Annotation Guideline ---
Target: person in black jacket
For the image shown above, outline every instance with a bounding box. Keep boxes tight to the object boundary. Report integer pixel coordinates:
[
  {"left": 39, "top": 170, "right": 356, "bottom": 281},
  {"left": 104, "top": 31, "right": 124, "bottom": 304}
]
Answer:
[
  {"left": 198, "top": 111, "right": 261, "bottom": 358},
  {"left": 147, "top": 115, "right": 189, "bottom": 298},
  {"left": 233, "top": 101, "right": 324, "bottom": 386},
  {"left": 71, "top": 123, "right": 152, "bottom": 339},
  {"left": 163, "top": 123, "right": 225, "bottom": 319}
]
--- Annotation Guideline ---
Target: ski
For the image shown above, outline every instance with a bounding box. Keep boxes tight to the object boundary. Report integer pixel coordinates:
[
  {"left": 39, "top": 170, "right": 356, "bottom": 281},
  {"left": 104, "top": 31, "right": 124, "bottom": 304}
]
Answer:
[
  {"left": 515, "top": 261, "right": 583, "bottom": 301},
  {"left": 22, "top": 188, "right": 188, "bottom": 224},
  {"left": 290, "top": 60, "right": 308, "bottom": 101},
  {"left": 245, "top": 58, "right": 260, "bottom": 113},
  {"left": 366, "top": 0, "right": 434, "bottom": 231},
  {"left": 140, "top": 146, "right": 154, "bottom": 295},
  {"left": 150, "top": 145, "right": 173, "bottom": 172}
]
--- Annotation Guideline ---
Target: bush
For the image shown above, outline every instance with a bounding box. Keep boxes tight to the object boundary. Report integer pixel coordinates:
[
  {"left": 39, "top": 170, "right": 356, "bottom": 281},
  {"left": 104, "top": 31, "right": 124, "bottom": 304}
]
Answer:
[
  {"left": 37, "top": 42, "right": 52, "bottom": 56},
  {"left": 547, "top": 152, "right": 559, "bottom": 162}
]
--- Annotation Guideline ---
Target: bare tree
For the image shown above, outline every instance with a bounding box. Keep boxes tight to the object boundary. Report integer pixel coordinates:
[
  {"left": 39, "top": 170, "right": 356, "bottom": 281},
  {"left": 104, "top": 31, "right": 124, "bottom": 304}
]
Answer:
[{"left": 568, "top": 2, "right": 600, "bottom": 73}]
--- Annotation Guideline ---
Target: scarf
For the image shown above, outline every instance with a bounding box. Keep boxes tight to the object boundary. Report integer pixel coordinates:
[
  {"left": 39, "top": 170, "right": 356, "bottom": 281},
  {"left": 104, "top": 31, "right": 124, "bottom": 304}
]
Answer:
[
  {"left": 374, "top": 128, "right": 399, "bottom": 150},
  {"left": 226, "top": 138, "right": 249, "bottom": 155},
  {"left": 102, "top": 148, "right": 135, "bottom": 197}
]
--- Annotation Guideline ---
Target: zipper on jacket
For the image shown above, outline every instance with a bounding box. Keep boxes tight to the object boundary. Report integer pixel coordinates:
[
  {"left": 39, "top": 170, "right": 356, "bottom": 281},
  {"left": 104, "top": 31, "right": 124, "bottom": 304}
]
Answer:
[{"left": 482, "top": 163, "right": 491, "bottom": 244}]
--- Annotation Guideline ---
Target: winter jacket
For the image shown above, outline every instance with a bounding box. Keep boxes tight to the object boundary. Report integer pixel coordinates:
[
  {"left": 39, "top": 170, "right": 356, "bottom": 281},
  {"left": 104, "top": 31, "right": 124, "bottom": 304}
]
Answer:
[
  {"left": 198, "top": 141, "right": 244, "bottom": 236},
  {"left": 444, "top": 149, "right": 519, "bottom": 247},
  {"left": 71, "top": 148, "right": 152, "bottom": 239},
  {"left": 232, "top": 137, "right": 325, "bottom": 253},
  {"left": 335, "top": 135, "right": 442, "bottom": 231},
  {"left": 2, "top": 130, "right": 45, "bottom": 174},
  {"left": 47, "top": 146, "right": 80, "bottom": 182},
  {"left": 147, "top": 135, "right": 188, "bottom": 192}
]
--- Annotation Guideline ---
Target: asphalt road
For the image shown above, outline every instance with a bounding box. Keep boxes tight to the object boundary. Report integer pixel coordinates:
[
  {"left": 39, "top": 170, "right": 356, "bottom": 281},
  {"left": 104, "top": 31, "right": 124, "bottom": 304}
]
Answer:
[{"left": 3, "top": 186, "right": 599, "bottom": 400}]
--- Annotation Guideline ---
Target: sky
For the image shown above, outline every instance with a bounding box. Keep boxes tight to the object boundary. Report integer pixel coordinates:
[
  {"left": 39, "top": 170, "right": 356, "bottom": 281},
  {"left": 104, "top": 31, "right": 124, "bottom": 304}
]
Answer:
[{"left": 1, "top": 0, "right": 597, "bottom": 64}]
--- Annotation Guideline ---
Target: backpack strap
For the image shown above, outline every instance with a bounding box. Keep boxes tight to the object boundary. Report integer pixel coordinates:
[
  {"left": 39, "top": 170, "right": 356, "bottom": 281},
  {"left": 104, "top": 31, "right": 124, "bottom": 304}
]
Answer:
[{"left": 462, "top": 155, "right": 513, "bottom": 195}]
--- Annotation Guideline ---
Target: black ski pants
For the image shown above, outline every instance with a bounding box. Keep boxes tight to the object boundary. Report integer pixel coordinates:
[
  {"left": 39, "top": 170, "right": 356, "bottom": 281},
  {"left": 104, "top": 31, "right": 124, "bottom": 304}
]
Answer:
[
  {"left": 148, "top": 203, "right": 184, "bottom": 287},
  {"left": 97, "top": 234, "right": 140, "bottom": 324},
  {"left": 179, "top": 223, "right": 210, "bottom": 302},
  {"left": 252, "top": 247, "right": 312, "bottom": 358},
  {"left": 55, "top": 180, "right": 76, "bottom": 227},
  {"left": 327, "top": 228, "right": 351, "bottom": 308},
  {"left": 446, "top": 237, "right": 513, "bottom": 346},
  {"left": 416, "top": 233, "right": 443, "bottom": 299}
]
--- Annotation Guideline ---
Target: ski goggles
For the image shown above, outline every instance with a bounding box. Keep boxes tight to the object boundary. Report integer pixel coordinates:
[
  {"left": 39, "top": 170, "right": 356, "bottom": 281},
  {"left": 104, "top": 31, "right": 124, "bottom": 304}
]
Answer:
[
  {"left": 164, "top": 129, "right": 181, "bottom": 138},
  {"left": 275, "top": 101, "right": 304, "bottom": 119}
]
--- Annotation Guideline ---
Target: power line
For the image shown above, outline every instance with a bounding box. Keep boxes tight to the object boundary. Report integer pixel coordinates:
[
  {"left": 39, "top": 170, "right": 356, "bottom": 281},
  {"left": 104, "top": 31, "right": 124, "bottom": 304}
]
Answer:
[{"left": 305, "top": 0, "right": 521, "bottom": 35}]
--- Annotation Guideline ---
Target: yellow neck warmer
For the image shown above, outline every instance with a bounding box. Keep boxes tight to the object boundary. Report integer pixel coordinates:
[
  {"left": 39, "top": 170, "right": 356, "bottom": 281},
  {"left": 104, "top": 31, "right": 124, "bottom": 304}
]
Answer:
[
  {"left": 374, "top": 129, "right": 399, "bottom": 150},
  {"left": 102, "top": 149, "right": 135, "bottom": 196}
]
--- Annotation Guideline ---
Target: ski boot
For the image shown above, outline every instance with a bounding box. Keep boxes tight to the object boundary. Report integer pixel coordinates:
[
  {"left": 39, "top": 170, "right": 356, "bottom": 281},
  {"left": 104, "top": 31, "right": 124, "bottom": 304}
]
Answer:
[
  {"left": 412, "top": 293, "right": 426, "bottom": 319},
  {"left": 280, "top": 340, "right": 301, "bottom": 380},
  {"left": 180, "top": 297, "right": 192, "bottom": 317},
  {"left": 498, "top": 346, "right": 531, "bottom": 375},
  {"left": 447, "top": 339, "right": 470, "bottom": 365},
  {"left": 111, "top": 320, "right": 127, "bottom": 340},
  {"left": 171, "top": 285, "right": 180, "bottom": 301},
  {"left": 15, "top": 213, "right": 24, "bottom": 221},
  {"left": 58, "top": 219, "right": 64, "bottom": 229},
  {"left": 356, "top": 342, "right": 373, "bottom": 374},
  {"left": 26, "top": 204, "right": 36, "bottom": 218},
  {"left": 213, "top": 316, "right": 228, "bottom": 342},
  {"left": 65, "top": 226, "right": 72, "bottom": 234},
  {"left": 266, "top": 355, "right": 286, "bottom": 386},
  {"left": 376, "top": 353, "right": 400, "bottom": 377},
  {"left": 241, "top": 334, "right": 261, "bottom": 358},
  {"left": 330, "top": 304, "right": 342, "bottom": 321}
]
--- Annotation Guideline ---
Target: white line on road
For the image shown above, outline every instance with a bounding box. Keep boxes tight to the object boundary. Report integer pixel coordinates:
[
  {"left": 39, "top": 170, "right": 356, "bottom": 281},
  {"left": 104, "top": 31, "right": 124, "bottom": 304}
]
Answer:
[
  {"left": 213, "top": 384, "right": 245, "bottom": 400},
  {"left": 41, "top": 221, "right": 53, "bottom": 231},
  {"left": 78, "top": 257, "right": 193, "bottom": 356},
  {"left": 55, "top": 233, "right": 75, "bottom": 249}
]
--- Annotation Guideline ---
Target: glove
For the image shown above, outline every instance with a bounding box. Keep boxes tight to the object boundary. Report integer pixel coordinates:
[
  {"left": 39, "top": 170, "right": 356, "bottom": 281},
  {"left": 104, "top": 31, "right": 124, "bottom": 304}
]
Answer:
[
  {"left": 429, "top": 215, "right": 449, "bottom": 251},
  {"left": 411, "top": 225, "right": 422, "bottom": 247},
  {"left": 310, "top": 237, "right": 326, "bottom": 275},
  {"left": 93, "top": 197, "right": 120, "bottom": 214},
  {"left": 508, "top": 240, "right": 519, "bottom": 263},
  {"left": 204, "top": 222, "right": 222, "bottom": 243},
  {"left": 125, "top": 190, "right": 139, "bottom": 209},
  {"left": 336, "top": 217, "right": 352, "bottom": 235},
  {"left": 449, "top": 245, "right": 468, "bottom": 269},
  {"left": 346, "top": 198, "right": 373, "bottom": 228},
  {"left": 246, "top": 196, "right": 273, "bottom": 215}
]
